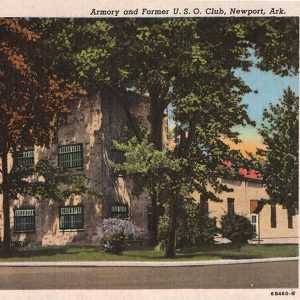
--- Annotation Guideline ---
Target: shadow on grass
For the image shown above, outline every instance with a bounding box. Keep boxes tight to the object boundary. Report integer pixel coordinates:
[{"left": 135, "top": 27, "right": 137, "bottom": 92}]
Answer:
[
  {"left": 0, "top": 245, "right": 98, "bottom": 259},
  {"left": 175, "top": 243, "right": 298, "bottom": 260},
  {"left": 174, "top": 243, "right": 247, "bottom": 259},
  {"left": 0, "top": 243, "right": 297, "bottom": 261}
]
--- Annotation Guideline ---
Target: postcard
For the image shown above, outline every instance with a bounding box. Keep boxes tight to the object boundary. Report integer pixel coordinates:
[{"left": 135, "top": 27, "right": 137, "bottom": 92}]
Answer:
[{"left": 0, "top": 0, "right": 298, "bottom": 299}]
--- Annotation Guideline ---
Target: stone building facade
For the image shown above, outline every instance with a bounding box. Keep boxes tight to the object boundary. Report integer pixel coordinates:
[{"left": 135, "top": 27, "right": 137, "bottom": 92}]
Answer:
[
  {"left": 0, "top": 91, "right": 298, "bottom": 245},
  {"left": 0, "top": 91, "right": 152, "bottom": 245}
]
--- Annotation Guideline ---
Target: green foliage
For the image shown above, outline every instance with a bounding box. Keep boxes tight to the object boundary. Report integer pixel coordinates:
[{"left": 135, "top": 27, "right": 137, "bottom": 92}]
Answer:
[
  {"left": 112, "top": 132, "right": 182, "bottom": 200},
  {"left": 103, "top": 231, "right": 126, "bottom": 255},
  {"left": 1, "top": 159, "right": 90, "bottom": 202},
  {"left": 157, "top": 200, "right": 218, "bottom": 251},
  {"left": 177, "top": 200, "right": 218, "bottom": 246},
  {"left": 33, "top": 18, "right": 298, "bottom": 257},
  {"left": 220, "top": 214, "right": 255, "bottom": 244},
  {"left": 0, "top": 18, "right": 85, "bottom": 254},
  {"left": 157, "top": 216, "right": 170, "bottom": 251},
  {"left": 257, "top": 88, "right": 298, "bottom": 215},
  {"left": 245, "top": 18, "right": 298, "bottom": 76},
  {"left": 37, "top": 18, "right": 298, "bottom": 93}
]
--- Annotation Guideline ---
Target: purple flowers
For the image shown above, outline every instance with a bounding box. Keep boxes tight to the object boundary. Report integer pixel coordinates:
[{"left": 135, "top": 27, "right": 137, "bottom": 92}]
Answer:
[
  {"left": 98, "top": 218, "right": 143, "bottom": 241},
  {"left": 98, "top": 218, "right": 143, "bottom": 255}
]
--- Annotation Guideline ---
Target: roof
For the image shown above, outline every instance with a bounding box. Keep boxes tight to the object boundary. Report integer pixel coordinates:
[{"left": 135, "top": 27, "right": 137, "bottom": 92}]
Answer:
[
  {"left": 223, "top": 161, "right": 262, "bottom": 180},
  {"left": 238, "top": 168, "right": 261, "bottom": 180}
]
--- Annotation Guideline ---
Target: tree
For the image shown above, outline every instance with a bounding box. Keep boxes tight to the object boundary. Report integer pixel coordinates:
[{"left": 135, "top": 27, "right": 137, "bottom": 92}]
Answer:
[
  {"left": 0, "top": 18, "right": 84, "bottom": 256},
  {"left": 36, "top": 17, "right": 299, "bottom": 243},
  {"left": 257, "top": 88, "right": 298, "bottom": 215},
  {"left": 112, "top": 92, "right": 253, "bottom": 257},
  {"left": 108, "top": 18, "right": 298, "bottom": 256},
  {"left": 6, "top": 160, "right": 90, "bottom": 203}
]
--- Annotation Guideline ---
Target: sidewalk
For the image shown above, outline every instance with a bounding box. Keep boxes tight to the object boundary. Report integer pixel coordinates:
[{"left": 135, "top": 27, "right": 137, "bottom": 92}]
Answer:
[{"left": 0, "top": 256, "right": 298, "bottom": 267}]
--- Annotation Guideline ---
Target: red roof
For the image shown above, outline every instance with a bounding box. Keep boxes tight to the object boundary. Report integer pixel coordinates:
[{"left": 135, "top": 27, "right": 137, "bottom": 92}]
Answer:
[
  {"left": 223, "top": 161, "right": 261, "bottom": 180},
  {"left": 238, "top": 168, "right": 261, "bottom": 180}
]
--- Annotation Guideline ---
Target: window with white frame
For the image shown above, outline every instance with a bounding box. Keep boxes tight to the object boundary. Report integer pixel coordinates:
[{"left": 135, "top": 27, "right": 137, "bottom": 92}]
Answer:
[
  {"left": 15, "top": 149, "right": 34, "bottom": 167},
  {"left": 14, "top": 208, "right": 35, "bottom": 232},
  {"left": 111, "top": 203, "right": 128, "bottom": 219},
  {"left": 59, "top": 206, "right": 84, "bottom": 230},
  {"left": 58, "top": 144, "right": 83, "bottom": 169}
]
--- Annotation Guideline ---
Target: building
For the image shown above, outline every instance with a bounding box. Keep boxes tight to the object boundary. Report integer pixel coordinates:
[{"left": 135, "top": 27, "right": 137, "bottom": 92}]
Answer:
[
  {"left": 0, "top": 91, "right": 298, "bottom": 245},
  {"left": 0, "top": 91, "right": 152, "bottom": 245},
  {"left": 192, "top": 171, "right": 298, "bottom": 244}
]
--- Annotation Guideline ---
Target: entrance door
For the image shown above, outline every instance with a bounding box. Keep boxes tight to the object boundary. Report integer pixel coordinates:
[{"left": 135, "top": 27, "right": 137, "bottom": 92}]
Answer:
[{"left": 250, "top": 214, "right": 258, "bottom": 236}]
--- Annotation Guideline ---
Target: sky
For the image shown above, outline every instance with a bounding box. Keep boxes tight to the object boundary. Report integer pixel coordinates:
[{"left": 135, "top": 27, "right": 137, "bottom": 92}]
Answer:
[
  {"left": 234, "top": 66, "right": 299, "bottom": 144},
  {"left": 168, "top": 60, "right": 298, "bottom": 155}
]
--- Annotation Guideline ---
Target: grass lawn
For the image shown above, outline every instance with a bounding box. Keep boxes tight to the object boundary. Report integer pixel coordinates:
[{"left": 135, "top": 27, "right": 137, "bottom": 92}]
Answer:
[{"left": 0, "top": 244, "right": 298, "bottom": 262}]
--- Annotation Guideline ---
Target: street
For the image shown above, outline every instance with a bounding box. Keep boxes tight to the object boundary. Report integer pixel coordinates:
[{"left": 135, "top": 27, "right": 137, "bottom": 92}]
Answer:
[{"left": 0, "top": 260, "right": 298, "bottom": 289}]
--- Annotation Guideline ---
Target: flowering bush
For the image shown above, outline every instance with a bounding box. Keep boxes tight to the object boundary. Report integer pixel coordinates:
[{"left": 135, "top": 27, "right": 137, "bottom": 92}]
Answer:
[{"left": 98, "top": 218, "right": 143, "bottom": 255}]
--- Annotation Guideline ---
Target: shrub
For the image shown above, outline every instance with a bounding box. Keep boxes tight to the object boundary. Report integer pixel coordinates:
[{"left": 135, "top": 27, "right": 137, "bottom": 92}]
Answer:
[
  {"left": 103, "top": 231, "right": 126, "bottom": 255},
  {"left": 193, "top": 215, "right": 218, "bottom": 245},
  {"left": 157, "top": 200, "right": 218, "bottom": 250},
  {"left": 220, "top": 214, "right": 255, "bottom": 244},
  {"left": 177, "top": 200, "right": 218, "bottom": 247},
  {"left": 98, "top": 218, "right": 143, "bottom": 255}
]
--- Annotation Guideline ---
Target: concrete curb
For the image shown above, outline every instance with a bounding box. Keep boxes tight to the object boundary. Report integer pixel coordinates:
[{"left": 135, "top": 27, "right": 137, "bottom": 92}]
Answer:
[{"left": 0, "top": 257, "right": 298, "bottom": 267}]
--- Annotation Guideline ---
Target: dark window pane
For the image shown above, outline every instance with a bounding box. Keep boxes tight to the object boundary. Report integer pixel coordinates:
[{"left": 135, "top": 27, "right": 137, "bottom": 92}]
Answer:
[
  {"left": 147, "top": 205, "right": 153, "bottom": 230},
  {"left": 288, "top": 210, "right": 293, "bottom": 229},
  {"left": 112, "top": 150, "right": 125, "bottom": 164},
  {"left": 200, "top": 195, "right": 209, "bottom": 215},
  {"left": 111, "top": 150, "right": 125, "bottom": 177},
  {"left": 227, "top": 198, "right": 235, "bottom": 216},
  {"left": 271, "top": 203, "right": 277, "bottom": 228}
]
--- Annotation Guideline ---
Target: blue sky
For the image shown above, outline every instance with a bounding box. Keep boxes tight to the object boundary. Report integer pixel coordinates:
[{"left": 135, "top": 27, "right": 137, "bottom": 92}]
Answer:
[
  {"left": 235, "top": 67, "right": 299, "bottom": 143},
  {"left": 168, "top": 65, "right": 298, "bottom": 144}
]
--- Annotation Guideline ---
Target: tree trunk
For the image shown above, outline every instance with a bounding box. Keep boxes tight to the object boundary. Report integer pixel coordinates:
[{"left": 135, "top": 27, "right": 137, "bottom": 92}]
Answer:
[
  {"left": 149, "top": 96, "right": 165, "bottom": 243},
  {"left": 1, "top": 144, "right": 11, "bottom": 257},
  {"left": 165, "top": 197, "right": 177, "bottom": 258},
  {"left": 150, "top": 196, "right": 158, "bottom": 244},
  {"left": 104, "top": 86, "right": 167, "bottom": 243},
  {"left": 150, "top": 99, "right": 164, "bottom": 152}
]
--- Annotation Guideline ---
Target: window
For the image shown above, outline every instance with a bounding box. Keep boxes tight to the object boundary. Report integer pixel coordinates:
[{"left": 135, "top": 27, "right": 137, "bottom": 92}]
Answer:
[
  {"left": 288, "top": 210, "right": 293, "bottom": 229},
  {"left": 15, "top": 149, "right": 34, "bottom": 167},
  {"left": 250, "top": 199, "right": 264, "bottom": 214},
  {"left": 111, "top": 149, "right": 125, "bottom": 177},
  {"left": 58, "top": 144, "right": 83, "bottom": 169},
  {"left": 147, "top": 205, "right": 153, "bottom": 230},
  {"left": 227, "top": 198, "right": 235, "bottom": 216},
  {"left": 59, "top": 206, "right": 84, "bottom": 230},
  {"left": 250, "top": 214, "right": 257, "bottom": 235},
  {"left": 271, "top": 203, "right": 277, "bottom": 228},
  {"left": 111, "top": 203, "right": 128, "bottom": 219},
  {"left": 200, "top": 195, "right": 209, "bottom": 215},
  {"left": 14, "top": 208, "right": 35, "bottom": 232}
]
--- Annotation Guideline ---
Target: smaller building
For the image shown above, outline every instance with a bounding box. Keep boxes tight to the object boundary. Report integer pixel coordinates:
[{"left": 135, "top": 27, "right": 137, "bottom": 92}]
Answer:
[{"left": 192, "top": 170, "right": 298, "bottom": 244}]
